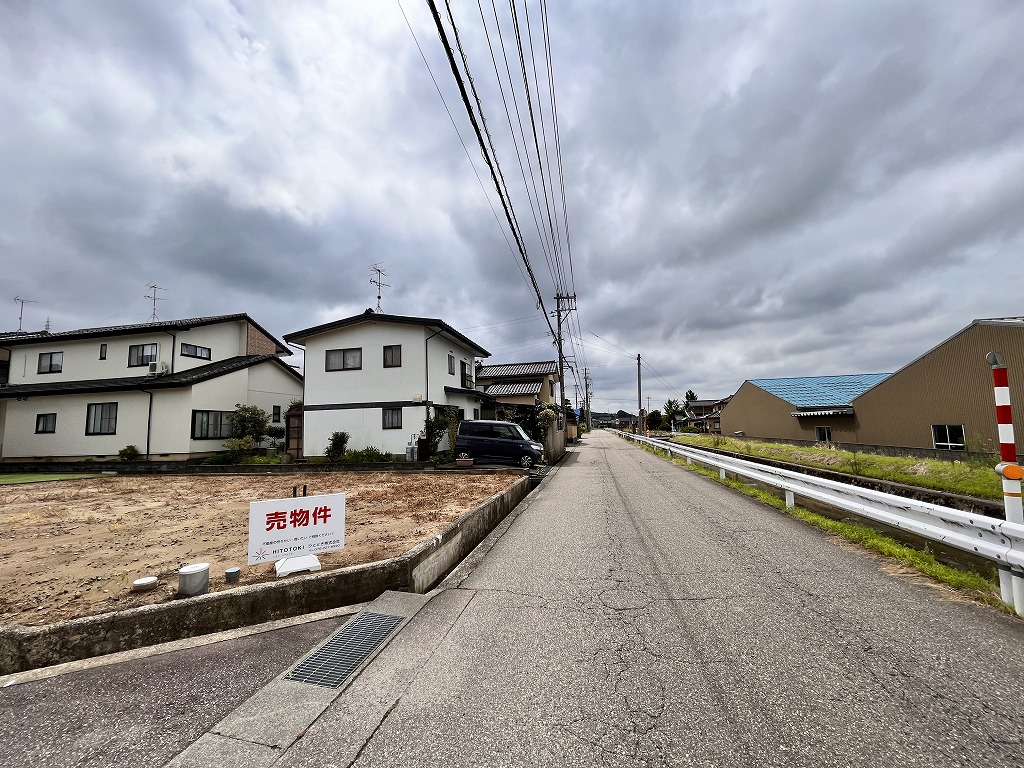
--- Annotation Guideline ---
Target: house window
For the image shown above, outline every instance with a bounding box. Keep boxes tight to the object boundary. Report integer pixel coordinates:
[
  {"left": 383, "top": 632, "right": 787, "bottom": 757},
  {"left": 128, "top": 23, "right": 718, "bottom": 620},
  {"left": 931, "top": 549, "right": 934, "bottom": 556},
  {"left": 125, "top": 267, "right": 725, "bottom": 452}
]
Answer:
[
  {"left": 35, "top": 413, "right": 56, "bottom": 434},
  {"left": 326, "top": 348, "right": 362, "bottom": 371},
  {"left": 99, "top": 344, "right": 107, "bottom": 360},
  {"left": 549, "top": 381, "right": 555, "bottom": 398},
  {"left": 933, "top": 424, "right": 965, "bottom": 451},
  {"left": 448, "top": 353, "right": 455, "bottom": 375},
  {"left": 128, "top": 343, "right": 158, "bottom": 367},
  {"left": 815, "top": 426, "right": 832, "bottom": 443},
  {"left": 37, "top": 352, "right": 63, "bottom": 374},
  {"left": 458, "top": 408, "right": 466, "bottom": 421},
  {"left": 192, "top": 410, "right": 233, "bottom": 439},
  {"left": 272, "top": 405, "right": 282, "bottom": 423},
  {"left": 382, "top": 407, "right": 402, "bottom": 429},
  {"left": 473, "top": 408, "right": 480, "bottom": 420},
  {"left": 181, "top": 343, "right": 212, "bottom": 360},
  {"left": 383, "top": 344, "right": 402, "bottom": 368},
  {"left": 460, "top": 361, "right": 473, "bottom": 389},
  {"left": 86, "top": 402, "right": 118, "bottom": 435}
]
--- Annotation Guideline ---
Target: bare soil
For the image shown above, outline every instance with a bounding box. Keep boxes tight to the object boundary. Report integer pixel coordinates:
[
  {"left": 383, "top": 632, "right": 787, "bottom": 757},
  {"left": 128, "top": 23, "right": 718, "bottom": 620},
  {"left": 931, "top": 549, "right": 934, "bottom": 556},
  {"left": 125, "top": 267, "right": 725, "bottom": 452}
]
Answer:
[{"left": 0, "top": 471, "right": 520, "bottom": 627}]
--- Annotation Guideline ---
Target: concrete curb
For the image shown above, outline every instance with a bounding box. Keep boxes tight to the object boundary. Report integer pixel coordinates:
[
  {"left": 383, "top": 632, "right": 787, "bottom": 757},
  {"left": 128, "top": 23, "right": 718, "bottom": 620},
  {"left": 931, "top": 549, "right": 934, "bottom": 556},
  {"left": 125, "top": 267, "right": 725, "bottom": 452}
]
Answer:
[{"left": 0, "top": 475, "right": 532, "bottom": 675}]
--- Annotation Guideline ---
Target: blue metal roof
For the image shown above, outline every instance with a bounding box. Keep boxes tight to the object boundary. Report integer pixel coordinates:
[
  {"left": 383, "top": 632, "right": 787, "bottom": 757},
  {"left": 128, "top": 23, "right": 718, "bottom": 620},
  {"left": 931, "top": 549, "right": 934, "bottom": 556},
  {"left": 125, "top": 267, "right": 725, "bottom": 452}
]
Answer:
[{"left": 748, "top": 373, "right": 891, "bottom": 408}]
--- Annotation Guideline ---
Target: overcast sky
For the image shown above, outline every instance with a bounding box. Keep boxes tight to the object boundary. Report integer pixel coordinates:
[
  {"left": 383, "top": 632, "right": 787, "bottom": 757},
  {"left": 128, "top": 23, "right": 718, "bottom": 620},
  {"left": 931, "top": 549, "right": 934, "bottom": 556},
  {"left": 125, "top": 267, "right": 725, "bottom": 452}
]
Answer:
[{"left": 3, "top": 1, "right": 1022, "bottom": 415}]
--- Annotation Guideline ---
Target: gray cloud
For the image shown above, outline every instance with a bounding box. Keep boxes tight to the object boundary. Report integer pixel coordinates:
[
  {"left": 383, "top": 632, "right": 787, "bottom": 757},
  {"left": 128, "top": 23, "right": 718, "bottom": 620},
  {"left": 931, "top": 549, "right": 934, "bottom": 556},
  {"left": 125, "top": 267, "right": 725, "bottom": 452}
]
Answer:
[{"left": 2, "top": 0, "right": 1022, "bottom": 413}]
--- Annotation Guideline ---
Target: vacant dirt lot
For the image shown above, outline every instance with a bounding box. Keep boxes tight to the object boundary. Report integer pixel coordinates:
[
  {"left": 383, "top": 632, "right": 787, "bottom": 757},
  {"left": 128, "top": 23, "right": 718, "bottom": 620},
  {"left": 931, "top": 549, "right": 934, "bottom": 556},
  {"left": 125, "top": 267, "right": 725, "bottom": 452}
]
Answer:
[{"left": 0, "top": 471, "right": 520, "bottom": 627}]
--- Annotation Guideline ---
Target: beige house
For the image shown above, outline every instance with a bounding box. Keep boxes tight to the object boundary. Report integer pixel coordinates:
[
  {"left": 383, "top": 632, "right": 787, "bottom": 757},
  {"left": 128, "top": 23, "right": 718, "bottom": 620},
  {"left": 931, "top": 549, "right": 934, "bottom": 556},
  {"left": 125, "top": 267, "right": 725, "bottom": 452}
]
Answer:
[
  {"left": 474, "top": 359, "right": 566, "bottom": 461},
  {"left": 720, "top": 316, "right": 1024, "bottom": 459},
  {"left": 476, "top": 361, "right": 559, "bottom": 409}
]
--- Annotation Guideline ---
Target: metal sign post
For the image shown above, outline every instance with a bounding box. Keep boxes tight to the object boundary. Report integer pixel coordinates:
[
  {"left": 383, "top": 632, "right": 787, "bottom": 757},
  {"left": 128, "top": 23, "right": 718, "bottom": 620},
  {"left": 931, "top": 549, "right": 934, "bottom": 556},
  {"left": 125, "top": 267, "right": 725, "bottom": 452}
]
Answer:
[{"left": 248, "top": 492, "right": 346, "bottom": 577}]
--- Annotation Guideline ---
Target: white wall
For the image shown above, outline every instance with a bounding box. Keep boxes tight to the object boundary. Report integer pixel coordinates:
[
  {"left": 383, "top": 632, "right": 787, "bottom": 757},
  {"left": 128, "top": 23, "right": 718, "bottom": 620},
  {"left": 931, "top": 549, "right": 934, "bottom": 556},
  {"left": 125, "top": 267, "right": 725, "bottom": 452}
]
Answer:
[
  {"left": 148, "top": 388, "right": 192, "bottom": 456},
  {"left": 2, "top": 391, "right": 151, "bottom": 459},
  {"left": 303, "top": 405, "right": 427, "bottom": 457},
  {"left": 246, "top": 363, "right": 303, "bottom": 422}
]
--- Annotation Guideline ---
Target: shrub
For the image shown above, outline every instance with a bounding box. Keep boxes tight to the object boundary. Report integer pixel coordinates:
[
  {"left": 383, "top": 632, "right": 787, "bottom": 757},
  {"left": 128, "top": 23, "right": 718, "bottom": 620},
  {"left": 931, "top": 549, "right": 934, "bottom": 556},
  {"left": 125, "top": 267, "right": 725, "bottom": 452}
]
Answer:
[
  {"left": 431, "top": 450, "right": 454, "bottom": 467},
  {"left": 340, "top": 446, "right": 392, "bottom": 464},
  {"left": 325, "top": 431, "right": 350, "bottom": 462},
  {"left": 202, "top": 452, "right": 234, "bottom": 465},
  {"left": 223, "top": 435, "right": 257, "bottom": 462},
  {"left": 228, "top": 404, "right": 271, "bottom": 445},
  {"left": 266, "top": 425, "right": 286, "bottom": 450},
  {"left": 239, "top": 453, "right": 282, "bottom": 465},
  {"left": 118, "top": 445, "right": 143, "bottom": 462}
]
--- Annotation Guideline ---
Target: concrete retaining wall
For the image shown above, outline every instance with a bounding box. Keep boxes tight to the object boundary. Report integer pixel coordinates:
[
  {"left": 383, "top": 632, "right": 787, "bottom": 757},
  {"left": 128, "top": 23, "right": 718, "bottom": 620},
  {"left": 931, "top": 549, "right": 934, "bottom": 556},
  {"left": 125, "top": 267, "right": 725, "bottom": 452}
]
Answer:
[{"left": 0, "top": 475, "right": 532, "bottom": 675}]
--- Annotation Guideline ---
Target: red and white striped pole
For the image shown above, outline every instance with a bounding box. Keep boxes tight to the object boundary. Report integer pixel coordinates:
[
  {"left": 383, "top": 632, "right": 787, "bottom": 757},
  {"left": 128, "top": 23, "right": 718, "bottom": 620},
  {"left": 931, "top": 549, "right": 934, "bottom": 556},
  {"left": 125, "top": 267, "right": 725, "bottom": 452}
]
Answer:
[{"left": 987, "top": 351, "right": 1024, "bottom": 612}]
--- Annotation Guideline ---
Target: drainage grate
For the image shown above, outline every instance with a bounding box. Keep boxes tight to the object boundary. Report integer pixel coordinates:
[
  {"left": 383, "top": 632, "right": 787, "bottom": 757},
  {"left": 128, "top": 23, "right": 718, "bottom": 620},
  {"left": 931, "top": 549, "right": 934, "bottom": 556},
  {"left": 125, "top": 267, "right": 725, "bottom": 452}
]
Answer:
[{"left": 285, "top": 612, "right": 405, "bottom": 688}]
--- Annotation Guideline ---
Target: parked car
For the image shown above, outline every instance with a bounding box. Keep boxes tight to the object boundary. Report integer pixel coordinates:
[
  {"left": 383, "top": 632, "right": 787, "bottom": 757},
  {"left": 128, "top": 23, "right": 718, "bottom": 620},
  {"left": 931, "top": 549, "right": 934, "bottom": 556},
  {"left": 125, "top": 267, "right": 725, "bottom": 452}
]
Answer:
[{"left": 454, "top": 420, "right": 544, "bottom": 468}]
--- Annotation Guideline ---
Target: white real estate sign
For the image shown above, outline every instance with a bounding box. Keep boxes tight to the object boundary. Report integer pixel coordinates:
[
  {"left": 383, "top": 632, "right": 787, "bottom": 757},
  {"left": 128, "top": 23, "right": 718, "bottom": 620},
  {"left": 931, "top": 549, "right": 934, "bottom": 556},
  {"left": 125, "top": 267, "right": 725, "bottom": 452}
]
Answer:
[{"left": 247, "top": 493, "right": 346, "bottom": 565}]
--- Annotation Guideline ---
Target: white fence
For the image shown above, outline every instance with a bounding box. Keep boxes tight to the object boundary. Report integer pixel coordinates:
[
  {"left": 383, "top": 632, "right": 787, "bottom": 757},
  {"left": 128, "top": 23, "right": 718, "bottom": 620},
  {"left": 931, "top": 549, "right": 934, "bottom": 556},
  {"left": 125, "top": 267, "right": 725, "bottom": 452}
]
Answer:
[{"left": 613, "top": 431, "right": 1024, "bottom": 614}]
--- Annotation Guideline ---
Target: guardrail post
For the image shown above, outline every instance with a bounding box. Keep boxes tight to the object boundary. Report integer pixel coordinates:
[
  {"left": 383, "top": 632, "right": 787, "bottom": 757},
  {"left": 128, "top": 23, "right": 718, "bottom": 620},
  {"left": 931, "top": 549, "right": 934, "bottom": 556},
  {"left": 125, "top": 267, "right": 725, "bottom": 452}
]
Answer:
[
  {"left": 987, "top": 352, "right": 1024, "bottom": 614},
  {"left": 785, "top": 490, "right": 795, "bottom": 509}
]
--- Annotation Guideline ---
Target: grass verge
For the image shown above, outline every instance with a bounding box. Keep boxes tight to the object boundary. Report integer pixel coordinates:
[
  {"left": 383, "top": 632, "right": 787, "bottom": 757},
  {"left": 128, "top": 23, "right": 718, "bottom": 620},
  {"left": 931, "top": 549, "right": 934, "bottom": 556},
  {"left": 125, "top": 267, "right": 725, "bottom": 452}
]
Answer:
[
  {"left": 663, "top": 433, "right": 1002, "bottom": 500},
  {"left": 0, "top": 473, "right": 106, "bottom": 485},
  {"left": 638, "top": 442, "right": 1007, "bottom": 613}
]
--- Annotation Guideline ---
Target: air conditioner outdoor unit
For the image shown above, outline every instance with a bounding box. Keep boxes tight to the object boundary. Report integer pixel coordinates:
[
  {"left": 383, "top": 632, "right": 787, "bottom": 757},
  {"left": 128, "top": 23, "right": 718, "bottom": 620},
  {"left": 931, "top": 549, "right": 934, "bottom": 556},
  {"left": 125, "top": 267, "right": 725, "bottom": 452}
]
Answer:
[
  {"left": 147, "top": 361, "right": 170, "bottom": 375},
  {"left": 412, "top": 394, "right": 423, "bottom": 403}
]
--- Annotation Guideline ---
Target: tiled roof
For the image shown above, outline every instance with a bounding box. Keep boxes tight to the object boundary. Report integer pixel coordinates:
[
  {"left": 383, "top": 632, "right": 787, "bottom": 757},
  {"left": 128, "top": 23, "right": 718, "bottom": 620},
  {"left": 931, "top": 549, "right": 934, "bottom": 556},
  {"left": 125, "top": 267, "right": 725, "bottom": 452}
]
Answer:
[
  {"left": 283, "top": 310, "right": 490, "bottom": 357},
  {"left": 0, "top": 314, "right": 290, "bottom": 354},
  {"left": 748, "top": 373, "right": 891, "bottom": 408},
  {"left": 476, "top": 361, "right": 557, "bottom": 378},
  {"left": 485, "top": 381, "right": 543, "bottom": 397},
  {"left": 0, "top": 355, "right": 300, "bottom": 398}
]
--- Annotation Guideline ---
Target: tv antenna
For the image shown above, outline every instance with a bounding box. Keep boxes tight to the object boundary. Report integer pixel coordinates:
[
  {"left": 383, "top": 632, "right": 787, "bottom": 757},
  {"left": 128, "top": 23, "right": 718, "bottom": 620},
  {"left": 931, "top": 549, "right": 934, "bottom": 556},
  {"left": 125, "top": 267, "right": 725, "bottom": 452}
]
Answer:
[
  {"left": 13, "top": 296, "right": 37, "bottom": 332},
  {"left": 145, "top": 283, "right": 165, "bottom": 322},
  {"left": 369, "top": 264, "right": 389, "bottom": 313}
]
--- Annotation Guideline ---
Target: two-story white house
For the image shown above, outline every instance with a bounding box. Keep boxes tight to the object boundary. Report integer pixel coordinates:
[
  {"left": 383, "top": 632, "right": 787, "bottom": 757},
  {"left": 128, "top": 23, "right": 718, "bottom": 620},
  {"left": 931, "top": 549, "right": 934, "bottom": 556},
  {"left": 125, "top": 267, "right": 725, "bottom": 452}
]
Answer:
[
  {"left": 283, "top": 310, "right": 492, "bottom": 458},
  {"left": 0, "top": 314, "right": 303, "bottom": 461}
]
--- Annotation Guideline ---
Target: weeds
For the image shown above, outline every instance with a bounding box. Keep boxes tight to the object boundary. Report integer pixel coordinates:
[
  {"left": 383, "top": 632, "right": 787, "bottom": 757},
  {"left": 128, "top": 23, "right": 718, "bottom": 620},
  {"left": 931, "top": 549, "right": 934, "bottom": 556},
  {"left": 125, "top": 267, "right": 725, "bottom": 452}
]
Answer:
[{"left": 667, "top": 434, "right": 1002, "bottom": 500}]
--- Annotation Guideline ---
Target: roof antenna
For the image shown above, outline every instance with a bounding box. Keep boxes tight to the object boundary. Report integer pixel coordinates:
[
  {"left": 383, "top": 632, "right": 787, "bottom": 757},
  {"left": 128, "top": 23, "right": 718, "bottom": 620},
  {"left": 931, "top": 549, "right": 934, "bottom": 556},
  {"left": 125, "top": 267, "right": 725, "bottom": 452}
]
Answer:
[
  {"left": 369, "top": 264, "right": 389, "bottom": 313},
  {"left": 13, "top": 296, "right": 37, "bottom": 332},
  {"left": 145, "top": 283, "right": 165, "bottom": 322}
]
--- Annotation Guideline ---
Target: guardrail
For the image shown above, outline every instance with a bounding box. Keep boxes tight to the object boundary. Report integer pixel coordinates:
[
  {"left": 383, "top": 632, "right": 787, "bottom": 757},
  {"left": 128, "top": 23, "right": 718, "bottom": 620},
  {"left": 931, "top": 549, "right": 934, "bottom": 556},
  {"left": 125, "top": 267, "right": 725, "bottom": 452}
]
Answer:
[{"left": 613, "top": 430, "right": 1024, "bottom": 615}]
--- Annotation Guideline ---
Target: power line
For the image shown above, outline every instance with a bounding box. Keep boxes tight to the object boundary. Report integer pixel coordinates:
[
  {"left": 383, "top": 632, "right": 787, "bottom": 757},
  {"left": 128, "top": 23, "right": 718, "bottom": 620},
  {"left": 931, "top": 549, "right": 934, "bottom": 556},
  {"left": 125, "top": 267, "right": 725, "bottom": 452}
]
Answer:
[
  {"left": 425, "top": 0, "right": 556, "bottom": 339},
  {"left": 397, "top": 0, "right": 532, "bottom": 294},
  {"left": 475, "top": 0, "right": 557, "bottom": 292}
]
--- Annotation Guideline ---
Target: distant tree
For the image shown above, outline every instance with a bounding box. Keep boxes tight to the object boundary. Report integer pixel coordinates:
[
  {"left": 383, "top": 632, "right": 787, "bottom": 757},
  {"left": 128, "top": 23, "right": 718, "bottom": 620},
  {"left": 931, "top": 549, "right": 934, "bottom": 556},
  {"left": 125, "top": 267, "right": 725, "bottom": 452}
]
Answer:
[
  {"left": 663, "top": 398, "right": 681, "bottom": 422},
  {"left": 685, "top": 389, "right": 698, "bottom": 403},
  {"left": 646, "top": 410, "right": 663, "bottom": 430},
  {"left": 228, "top": 404, "right": 271, "bottom": 445}
]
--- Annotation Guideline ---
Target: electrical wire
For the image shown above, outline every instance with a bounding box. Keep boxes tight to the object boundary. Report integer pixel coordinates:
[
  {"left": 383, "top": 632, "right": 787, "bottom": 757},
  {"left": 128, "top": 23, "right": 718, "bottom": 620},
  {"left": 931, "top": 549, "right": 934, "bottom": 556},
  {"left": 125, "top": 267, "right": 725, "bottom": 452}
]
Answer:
[
  {"left": 425, "top": 0, "right": 556, "bottom": 339},
  {"left": 398, "top": 0, "right": 531, "bottom": 294}
]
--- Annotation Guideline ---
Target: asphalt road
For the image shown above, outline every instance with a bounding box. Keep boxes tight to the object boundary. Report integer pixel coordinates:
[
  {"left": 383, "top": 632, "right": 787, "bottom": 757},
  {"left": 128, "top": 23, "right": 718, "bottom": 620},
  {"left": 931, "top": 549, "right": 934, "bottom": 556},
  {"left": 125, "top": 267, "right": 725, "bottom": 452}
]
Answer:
[{"left": 4, "top": 429, "right": 1024, "bottom": 767}]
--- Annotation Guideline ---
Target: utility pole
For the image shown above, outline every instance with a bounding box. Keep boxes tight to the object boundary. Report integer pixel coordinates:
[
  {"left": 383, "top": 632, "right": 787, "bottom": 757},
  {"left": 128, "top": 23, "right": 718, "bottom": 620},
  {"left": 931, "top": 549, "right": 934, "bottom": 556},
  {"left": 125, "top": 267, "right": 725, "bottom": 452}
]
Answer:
[
  {"left": 585, "top": 367, "right": 592, "bottom": 430},
  {"left": 637, "top": 354, "right": 643, "bottom": 434},
  {"left": 554, "top": 293, "right": 576, "bottom": 430}
]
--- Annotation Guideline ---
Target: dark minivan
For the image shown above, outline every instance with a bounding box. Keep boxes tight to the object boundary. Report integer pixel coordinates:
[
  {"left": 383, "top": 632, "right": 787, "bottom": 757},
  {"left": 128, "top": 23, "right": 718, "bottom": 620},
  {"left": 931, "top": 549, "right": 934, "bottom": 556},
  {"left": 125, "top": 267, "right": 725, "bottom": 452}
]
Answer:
[{"left": 454, "top": 420, "right": 544, "bottom": 468}]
